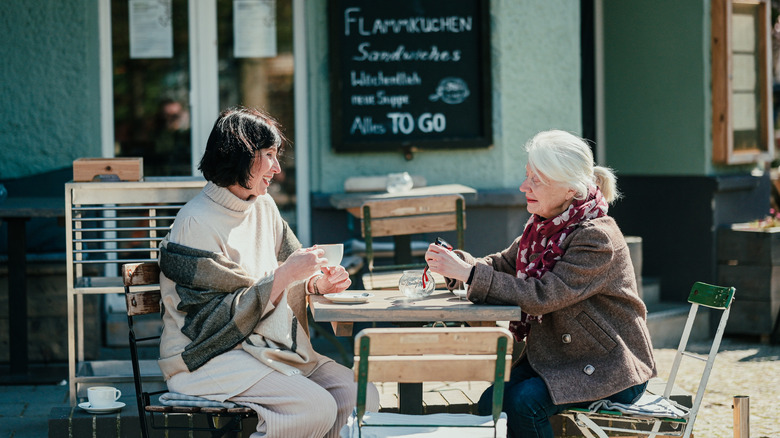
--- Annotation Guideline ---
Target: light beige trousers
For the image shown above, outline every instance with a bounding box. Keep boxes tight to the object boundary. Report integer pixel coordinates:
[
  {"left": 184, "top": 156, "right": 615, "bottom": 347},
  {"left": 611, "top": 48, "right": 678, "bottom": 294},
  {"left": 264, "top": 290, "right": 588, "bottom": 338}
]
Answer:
[{"left": 231, "top": 360, "right": 379, "bottom": 438}]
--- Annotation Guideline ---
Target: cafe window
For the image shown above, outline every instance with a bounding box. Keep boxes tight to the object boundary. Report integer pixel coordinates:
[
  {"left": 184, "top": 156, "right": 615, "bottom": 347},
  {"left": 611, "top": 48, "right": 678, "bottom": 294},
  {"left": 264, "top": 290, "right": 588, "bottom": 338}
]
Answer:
[
  {"left": 105, "top": 0, "right": 297, "bottom": 226},
  {"left": 712, "top": 0, "right": 774, "bottom": 164}
]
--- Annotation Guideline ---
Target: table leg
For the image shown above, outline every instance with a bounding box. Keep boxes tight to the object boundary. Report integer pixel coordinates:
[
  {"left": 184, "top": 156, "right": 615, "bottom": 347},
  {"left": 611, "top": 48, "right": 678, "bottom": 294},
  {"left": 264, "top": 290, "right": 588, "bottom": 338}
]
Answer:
[
  {"left": 398, "top": 382, "right": 423, "bottom": 415},
  {"left": 330, "top": 321, "right": 354, "bottom": 337},
  {"left": 7, "top": 218, "right": 29, "bottom": 376}
]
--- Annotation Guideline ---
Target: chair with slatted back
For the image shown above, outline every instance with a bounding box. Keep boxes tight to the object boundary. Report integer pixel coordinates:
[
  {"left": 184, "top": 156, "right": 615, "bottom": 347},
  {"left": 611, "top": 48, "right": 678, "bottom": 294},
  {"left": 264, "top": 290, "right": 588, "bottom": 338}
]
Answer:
[
  {"left": 352, "top": 194, "right": 465, "bottom": 290},
  {"left": 123, "top": 262, "right": 254, "bottom": 438},
  {"left": 560, "top": 281, "right": 736, "bottom": 438},
  {"left": 340, "top": 327, "right": 512, "bottom": 438}
]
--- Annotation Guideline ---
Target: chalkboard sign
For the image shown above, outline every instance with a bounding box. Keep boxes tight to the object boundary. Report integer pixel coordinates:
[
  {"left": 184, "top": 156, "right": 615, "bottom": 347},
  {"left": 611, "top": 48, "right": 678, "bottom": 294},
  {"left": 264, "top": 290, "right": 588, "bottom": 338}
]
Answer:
[{"left": 329, "top": 0, "right": 492, "bottom": 153}]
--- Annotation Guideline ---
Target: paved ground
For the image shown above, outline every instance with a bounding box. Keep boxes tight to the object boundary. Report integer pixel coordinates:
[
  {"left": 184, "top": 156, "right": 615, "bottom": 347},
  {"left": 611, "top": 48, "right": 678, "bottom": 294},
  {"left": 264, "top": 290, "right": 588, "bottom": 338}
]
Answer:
[
  {"left": 1, "top": 336, "right": 779, "bottom": 438},
  {"left": 0, "top": 382, "right": 68, "bottom": 438}
]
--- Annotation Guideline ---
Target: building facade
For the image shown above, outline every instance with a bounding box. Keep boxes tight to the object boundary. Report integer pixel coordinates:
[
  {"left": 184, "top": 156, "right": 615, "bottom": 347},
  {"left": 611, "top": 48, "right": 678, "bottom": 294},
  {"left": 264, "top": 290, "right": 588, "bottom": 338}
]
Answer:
[{"left": 1, "top": 0, "right": 772, "bottom": 306}]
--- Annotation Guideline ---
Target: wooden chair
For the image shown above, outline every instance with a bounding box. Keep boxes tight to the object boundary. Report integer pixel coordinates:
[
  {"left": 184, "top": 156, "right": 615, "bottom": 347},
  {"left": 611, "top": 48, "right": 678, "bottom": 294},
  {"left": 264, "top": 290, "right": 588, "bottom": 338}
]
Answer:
[
  {"left": 123, "top": 262, "right": 254, "bottom": 438},
  {"left": 350, "top": 194, "right": 465, "bottom": 290},
  {"left": 340, "top": 327, "right": 512, "bottom": 438},
  {"left": 560, "top": 281, "right": 736, "bottom": 438}
]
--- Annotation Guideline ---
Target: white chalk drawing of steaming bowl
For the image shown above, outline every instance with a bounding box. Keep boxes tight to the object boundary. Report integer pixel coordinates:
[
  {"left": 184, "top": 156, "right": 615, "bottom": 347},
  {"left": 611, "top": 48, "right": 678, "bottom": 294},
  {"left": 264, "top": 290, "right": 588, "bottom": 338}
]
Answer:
[{"left": 429, "top": 77, "right": 470, "bottom": 104}]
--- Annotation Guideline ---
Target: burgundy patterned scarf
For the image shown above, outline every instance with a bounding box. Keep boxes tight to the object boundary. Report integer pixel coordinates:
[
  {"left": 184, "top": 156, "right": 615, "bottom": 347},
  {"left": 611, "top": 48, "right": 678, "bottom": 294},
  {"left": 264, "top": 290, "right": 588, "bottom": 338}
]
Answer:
[{"left": 508, "top": 186, "right": 608, "bottom": 342}]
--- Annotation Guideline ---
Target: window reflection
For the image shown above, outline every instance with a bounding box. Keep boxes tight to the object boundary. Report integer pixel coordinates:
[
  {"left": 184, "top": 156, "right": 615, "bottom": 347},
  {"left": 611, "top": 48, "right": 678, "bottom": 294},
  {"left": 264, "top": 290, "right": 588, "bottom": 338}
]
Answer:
[{"left": 112, "top": 0, "right": 192, "bottom": 176}]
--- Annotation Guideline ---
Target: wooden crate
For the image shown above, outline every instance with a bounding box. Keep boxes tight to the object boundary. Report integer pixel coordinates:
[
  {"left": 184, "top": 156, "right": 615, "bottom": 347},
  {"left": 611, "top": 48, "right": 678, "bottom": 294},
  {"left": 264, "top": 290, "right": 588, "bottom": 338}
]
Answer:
[
  {"left": 717, "top": 225, "right": 780, "bottom": 338},
  {"left": 72, "top": 158, "right": 143, "bottom": 182}
]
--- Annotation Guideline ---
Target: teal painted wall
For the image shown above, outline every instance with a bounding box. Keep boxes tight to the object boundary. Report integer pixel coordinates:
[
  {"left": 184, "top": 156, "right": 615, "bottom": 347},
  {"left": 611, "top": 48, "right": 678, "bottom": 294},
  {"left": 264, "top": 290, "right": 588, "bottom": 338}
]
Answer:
[
  {"left": 603, "top": 0, "right": 711, "bottom": 176},
  {"left": 306, "top": 0, "right": 583, "bottom": 192},
  {"left": 0, "top": 0, "right": 102, "bottom": 180}
]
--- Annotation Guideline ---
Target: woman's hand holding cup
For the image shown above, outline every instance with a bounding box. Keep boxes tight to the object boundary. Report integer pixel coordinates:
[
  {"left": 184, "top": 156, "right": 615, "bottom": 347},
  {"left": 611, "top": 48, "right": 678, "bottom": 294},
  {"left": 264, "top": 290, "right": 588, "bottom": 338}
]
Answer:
[
  {"left": 273, "top": 247, "right": 327, "bottom": 304},
  {"left": 279, "top": 247, "right": 327, "bottom": 282}
]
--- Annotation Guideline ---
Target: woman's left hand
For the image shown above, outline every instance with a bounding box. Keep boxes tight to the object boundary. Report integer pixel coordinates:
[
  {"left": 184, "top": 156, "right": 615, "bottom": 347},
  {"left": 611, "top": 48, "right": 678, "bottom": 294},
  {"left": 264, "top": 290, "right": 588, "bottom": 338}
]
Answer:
[
  {"left": 425, "top": 243, "right": 473, "bottom": 282},
  {"left": 316, "top": 265, "right": 352, "bottom": 294}
]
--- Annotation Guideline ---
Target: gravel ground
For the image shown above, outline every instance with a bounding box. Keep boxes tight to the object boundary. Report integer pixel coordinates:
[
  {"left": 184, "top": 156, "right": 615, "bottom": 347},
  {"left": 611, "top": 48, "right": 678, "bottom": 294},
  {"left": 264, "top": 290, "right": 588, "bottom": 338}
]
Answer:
[{"left": 652, "top": 336, "right": 780, "bottom": 438}]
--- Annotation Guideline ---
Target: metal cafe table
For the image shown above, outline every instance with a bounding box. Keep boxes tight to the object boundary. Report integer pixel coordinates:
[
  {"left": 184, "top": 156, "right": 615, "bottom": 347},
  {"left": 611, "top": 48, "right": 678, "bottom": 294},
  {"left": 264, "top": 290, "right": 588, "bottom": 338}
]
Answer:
[
  {"left": 308, "top": 289, "right": 522, "bottom": 414},
  {"left": 0, "top": 196, "right": 65, "bottom": 378}
]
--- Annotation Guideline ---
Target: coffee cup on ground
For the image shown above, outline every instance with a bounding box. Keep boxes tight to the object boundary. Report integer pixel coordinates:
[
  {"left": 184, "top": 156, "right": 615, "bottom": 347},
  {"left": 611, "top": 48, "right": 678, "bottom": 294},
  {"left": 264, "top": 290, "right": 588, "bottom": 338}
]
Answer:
[
  {"left": 87, "top": 386, "right": 121, "bottom": 408},
  {"left": 317, "top": 244, "right": 344, "bottom": 267}
]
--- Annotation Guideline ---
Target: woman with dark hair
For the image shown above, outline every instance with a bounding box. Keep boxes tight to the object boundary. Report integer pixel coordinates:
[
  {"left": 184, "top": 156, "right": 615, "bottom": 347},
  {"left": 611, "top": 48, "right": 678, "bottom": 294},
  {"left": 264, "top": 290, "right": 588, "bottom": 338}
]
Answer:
[
  {"left": 157, "top": 107, "right": 378, "bottom": 437},
  {"left": 424, "top": 130, "right": 656, "bottom": 438}
]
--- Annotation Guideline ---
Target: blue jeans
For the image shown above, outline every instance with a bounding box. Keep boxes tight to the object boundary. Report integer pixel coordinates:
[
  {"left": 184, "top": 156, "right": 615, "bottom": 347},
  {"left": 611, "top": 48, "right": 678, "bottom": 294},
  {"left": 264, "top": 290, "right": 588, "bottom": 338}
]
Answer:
[{"left": 477, "top": 357, "right": 648, "bottom": 438}]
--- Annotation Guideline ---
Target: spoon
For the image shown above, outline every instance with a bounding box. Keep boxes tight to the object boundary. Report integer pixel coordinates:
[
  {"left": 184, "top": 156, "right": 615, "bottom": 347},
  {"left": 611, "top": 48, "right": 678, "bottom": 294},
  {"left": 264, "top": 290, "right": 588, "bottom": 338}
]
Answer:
[{"left": 422, "top": 237, "right": 453, "bottom": 288}]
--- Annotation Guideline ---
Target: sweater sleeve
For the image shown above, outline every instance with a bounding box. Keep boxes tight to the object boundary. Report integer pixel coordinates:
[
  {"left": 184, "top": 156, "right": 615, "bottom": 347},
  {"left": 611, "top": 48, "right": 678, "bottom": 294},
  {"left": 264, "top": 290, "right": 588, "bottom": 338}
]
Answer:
[
  {"left": 467, "top": 222, "right": 617, "bottom": 316},
  {"left": 444, "top": 240, "right": 519, "bottom": 290},
  {"left": 276, "top": 219, "right": 302, "bottom": 263}
]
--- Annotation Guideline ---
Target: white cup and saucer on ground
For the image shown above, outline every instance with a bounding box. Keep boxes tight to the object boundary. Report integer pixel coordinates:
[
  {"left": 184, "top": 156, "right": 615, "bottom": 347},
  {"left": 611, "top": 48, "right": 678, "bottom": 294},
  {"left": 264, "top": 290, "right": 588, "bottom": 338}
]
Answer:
[{"left": 78, "top": 386, "right": 125, "bottom": 414}]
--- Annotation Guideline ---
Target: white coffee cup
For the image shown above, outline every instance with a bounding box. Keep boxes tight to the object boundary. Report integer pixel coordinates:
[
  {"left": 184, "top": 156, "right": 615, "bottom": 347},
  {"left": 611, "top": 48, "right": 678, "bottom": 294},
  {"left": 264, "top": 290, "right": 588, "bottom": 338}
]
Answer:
[
  {"left": 87, "top": 386, "right": 121, "bottom": 408},
  {"left": 318, "top": 244, "right": 344, "bottom": 267}
]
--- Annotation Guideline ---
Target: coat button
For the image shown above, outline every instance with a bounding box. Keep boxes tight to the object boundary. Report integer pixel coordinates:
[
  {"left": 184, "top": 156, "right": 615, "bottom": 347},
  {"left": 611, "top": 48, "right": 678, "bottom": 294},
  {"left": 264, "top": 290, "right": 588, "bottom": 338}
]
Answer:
[
  {"left": 583, "top": 365, "right": 595, "bottom": 375},
  {"left": 561, "top": 333, "right": 572, "bottom": 343}
]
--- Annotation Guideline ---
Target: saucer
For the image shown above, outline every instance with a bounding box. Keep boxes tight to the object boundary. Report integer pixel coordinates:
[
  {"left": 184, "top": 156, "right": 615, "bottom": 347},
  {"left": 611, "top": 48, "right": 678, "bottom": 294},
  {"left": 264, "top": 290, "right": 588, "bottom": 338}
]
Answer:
[
  {"left": 323, "top": 292, "right": 373, "bottom": 303},
  {"left": 78, "top": 401, "right": 125, "bottom": 414}
]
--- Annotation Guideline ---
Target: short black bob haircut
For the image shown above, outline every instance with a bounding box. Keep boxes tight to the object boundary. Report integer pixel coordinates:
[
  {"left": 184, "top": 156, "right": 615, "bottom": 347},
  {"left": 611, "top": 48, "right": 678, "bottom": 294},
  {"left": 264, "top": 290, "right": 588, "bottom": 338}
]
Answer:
[{"left": 198, "top": 107, "right": 286, "bottom": 189}]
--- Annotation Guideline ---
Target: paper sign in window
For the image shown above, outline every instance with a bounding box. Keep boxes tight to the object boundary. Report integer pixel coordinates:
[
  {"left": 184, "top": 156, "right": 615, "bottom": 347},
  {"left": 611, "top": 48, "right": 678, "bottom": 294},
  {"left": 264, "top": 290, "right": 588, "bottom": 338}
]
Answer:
[
  {"left": 234, "top": 0, "right": 277, "bottom": 58},
  {"left": 129, "top": 0, "right": 173, "bottom": 59}
]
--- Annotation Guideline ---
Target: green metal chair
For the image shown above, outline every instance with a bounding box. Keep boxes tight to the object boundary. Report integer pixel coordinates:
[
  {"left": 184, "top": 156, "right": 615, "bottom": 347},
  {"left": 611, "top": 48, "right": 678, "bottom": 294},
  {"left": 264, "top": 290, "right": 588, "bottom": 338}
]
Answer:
[
  {"left": 561, "top": 281, "right": 736, "bottom": 438},
  {"left": 340, "top": 327, "right": 511, "bottom": 438}
]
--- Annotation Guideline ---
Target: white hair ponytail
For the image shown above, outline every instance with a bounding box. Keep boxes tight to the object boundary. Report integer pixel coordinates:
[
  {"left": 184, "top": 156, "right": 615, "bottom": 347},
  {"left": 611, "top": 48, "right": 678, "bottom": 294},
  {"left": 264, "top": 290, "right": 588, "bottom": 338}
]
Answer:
[{"left": 594, "top": 166, "right": 619, "bottom": 203}]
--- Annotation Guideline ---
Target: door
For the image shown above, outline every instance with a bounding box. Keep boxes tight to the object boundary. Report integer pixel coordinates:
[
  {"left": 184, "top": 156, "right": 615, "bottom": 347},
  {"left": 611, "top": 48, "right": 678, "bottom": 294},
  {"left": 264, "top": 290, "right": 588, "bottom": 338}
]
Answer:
[
  {"left": 216, "top": 0, "right": 297, "bottom": 225},
  {"left": 111, "top": 0, "right": 191, "bottom": 176},
  {"left": 106, "top": 0, "right": 296, "bottom": 224}
]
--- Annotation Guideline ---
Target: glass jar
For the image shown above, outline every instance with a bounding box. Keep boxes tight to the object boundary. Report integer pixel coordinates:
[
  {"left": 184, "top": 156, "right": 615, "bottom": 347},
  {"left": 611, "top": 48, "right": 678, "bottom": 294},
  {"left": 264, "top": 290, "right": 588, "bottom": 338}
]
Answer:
[
  {"left": 386, "top": 172, "right": 414, "bottom": 193},
  {"left": 398, "top": 269, "right": 435, "bottom": 299}
]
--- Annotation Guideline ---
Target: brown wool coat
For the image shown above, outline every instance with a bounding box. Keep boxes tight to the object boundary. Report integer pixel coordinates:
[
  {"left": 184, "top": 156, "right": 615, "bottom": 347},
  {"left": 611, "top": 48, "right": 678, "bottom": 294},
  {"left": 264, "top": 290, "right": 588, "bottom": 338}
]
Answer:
[{"left": 464, "top": 216, "right": 657, "bottom": 405}]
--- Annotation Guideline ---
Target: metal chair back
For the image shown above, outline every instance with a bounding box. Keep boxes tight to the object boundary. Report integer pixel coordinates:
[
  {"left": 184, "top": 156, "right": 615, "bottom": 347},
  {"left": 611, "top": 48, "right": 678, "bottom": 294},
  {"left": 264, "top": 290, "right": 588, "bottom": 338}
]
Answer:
[
  {"left": 351, "top": 327, "right": 511, "bottom": 436},
  {"left": 562, "top": 281, "right": 736, "bottom": 438}
]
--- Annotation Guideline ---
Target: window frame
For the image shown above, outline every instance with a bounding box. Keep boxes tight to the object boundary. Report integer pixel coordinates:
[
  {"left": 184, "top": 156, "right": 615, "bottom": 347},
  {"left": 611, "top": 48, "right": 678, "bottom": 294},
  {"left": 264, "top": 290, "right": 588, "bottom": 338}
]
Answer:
[{"left": 711, "top": 0, "right": 774, "bottom": 165}]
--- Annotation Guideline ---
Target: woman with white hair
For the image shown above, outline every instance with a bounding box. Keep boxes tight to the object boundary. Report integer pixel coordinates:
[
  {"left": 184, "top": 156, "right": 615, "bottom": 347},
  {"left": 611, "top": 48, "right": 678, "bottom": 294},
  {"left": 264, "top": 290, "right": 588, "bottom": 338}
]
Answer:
[{"left": 425, "top": 130, "right": 656, "bottom": 438}]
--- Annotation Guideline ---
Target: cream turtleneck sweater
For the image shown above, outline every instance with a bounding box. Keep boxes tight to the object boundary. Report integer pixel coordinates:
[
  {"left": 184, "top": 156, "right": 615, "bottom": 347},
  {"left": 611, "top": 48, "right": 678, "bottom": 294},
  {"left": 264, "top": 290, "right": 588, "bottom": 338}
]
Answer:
[{"left": 158, "top": 182, "right": 326, "bottom": 401}]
